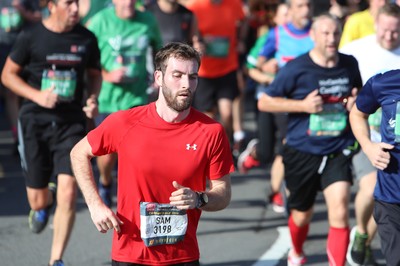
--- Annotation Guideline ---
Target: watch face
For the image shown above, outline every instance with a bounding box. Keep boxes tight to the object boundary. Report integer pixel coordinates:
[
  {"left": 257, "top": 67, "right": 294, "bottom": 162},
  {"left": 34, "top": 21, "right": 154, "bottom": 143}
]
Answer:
[
  {"left": 197, "top": 192, "right": 208, "bottom": 208},
  {"left": 202, "top": 193, "right": 209, "bottom": 204}
]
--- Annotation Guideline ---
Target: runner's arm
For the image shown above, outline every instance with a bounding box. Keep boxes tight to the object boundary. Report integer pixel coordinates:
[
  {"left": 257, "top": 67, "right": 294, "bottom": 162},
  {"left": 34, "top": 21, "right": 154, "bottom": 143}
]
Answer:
[
  {"left": 202, "top": 174, "right": 231, "bottom": 212},
  {"left": 70, "top": 136, "right": 123, "bottom": 233},
  {"left": 258, "top": 89, "right": 323, "bottom": 114},
  {"left": 350, "top": 104, "right": 394, "bottom": 170},
  {"left": 1, "top": 57, "right": 58, "bottom": 108}
]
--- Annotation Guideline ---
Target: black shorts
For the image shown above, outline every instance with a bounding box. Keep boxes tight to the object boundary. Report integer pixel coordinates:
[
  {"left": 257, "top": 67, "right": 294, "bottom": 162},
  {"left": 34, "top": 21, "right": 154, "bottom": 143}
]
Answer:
[
  {"left": 283, "top": 145, "right": 353, "bottom": 211},
  {"left": 273, "top": 113, "right": 288, "bottom": 155},
  {"left": 18, "top": 116, "right": 85, "bottom": 189},
  {"left": 111, "top": 260, "right": 200, "bottom": 266},
  {"left": 373, "top": 200, "right": 400, "bottom": 266},
  {"left": 193, "top": 70, "right": 239, "bottom": 112}
]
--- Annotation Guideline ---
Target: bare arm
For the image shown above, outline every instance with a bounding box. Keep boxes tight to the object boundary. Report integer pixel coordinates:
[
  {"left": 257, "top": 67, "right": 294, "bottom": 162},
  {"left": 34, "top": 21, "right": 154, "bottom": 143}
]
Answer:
[
  {"left": 349, "top": 104, "right": 393, "bottom": 170},
  {"left": 257, "top": 89, "right": 323, "bottom": 114},
  {"left": 248, "top": 67, "right": 274, "bottom": 85},
  {"left": 83, "top": 68, "right": 102, "bottom": 119},
  {"left": 1, "top": 57, "right": 58, "bottom": 108},
  {"left": 70, "top": 136, "right": 123, "bottom": 233},
  {"left": 169, "top": 174, "right": 232, "bottom": 211},
  {"left": 202, "top": 175, "right": 231, "bottom": 211}
]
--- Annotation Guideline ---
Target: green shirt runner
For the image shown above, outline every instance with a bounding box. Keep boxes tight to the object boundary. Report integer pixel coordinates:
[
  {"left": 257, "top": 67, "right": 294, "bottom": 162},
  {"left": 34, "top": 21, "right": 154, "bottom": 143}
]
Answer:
[{"left": 88, "top": 7, "right": 162, "bottom": 113}]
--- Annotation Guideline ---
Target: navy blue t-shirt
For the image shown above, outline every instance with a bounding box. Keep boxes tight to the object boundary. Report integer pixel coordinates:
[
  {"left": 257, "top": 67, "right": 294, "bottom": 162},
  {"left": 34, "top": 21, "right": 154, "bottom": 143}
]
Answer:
[
  {"left": 356, "top": 70, "right": 400, "bottom": 204},
  {"left": 266, "top": 52, "right": 362, "bottom": 155}
]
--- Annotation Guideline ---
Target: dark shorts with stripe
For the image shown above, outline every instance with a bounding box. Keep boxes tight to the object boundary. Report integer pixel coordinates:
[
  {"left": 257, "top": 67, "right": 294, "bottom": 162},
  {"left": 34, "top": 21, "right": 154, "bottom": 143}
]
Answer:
[
  {"left": 18, "top": 115, "right": 85, "bottom": 189},
  {"left": 283, "top": 144, "right": 353, "bottom": 211}
]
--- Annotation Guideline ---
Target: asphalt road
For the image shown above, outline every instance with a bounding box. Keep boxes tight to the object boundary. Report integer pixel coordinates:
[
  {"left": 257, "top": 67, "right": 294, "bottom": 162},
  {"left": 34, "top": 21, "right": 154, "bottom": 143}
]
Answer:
[{"left": 0, "top": 98, "right": 387, "bottom": 266}]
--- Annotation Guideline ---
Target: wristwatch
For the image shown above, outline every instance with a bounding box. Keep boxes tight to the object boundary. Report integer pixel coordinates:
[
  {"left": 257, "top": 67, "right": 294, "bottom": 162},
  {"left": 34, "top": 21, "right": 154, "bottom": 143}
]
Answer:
[{"left": 195, "top": 192, "right": 209, "bottom": 209}]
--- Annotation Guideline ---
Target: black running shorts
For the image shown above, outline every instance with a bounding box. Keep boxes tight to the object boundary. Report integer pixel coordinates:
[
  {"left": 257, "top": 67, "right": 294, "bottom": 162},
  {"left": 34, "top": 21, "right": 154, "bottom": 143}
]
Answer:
[
  {"left": 193, "top": 70, "right": 239, "bottom": 112},
  {"left": 373, "top": 200, "right": 400, "bottom": 266},
  {"left": 283, "top": 144, "right": 353, "bottom": 211},
  {"left": 18, "top": 116, "right": 85, "bottom": 188}
]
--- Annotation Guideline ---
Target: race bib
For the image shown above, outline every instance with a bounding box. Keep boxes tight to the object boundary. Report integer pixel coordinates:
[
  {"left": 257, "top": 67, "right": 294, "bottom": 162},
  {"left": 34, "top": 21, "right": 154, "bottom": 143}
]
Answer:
[
  {"left": 115, "top": 53, "right": 144, "bottom": 83},
  {"left": 204, "top": 36, "right": 230, "bottom": 58},
  {"left": 1, "top": 7, "right": 22, "bottom": 32},
  {"left": 309, "top": 103, "right": 347, "bottom": 136},
  {"left": 140, "top": 202, "right": 188, "bottom": 247},
  {"left": 41, "top": 69, "right": 77, "bottom": 101}
]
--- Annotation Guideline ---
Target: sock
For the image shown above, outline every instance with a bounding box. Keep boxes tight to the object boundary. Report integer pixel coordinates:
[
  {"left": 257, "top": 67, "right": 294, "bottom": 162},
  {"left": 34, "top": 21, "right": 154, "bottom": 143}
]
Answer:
[
  {"left": 288, "top": 215, "right": 309, "bottom": 255},
  {"left": 327, "top": 226, "right": 349, "bottom": 266}
]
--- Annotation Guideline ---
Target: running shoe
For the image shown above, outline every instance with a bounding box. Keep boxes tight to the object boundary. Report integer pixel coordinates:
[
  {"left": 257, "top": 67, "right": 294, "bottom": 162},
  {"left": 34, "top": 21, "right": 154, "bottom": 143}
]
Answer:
[
  {"left": 346, "top": 226, "right": 368, "bottom": 266},
  {"left": 363, "top": 246, "right": 378, "bottom": 266},
  {"left": 287, "top": 248, "right": 306, "bottom": 266},
  {"left": 29, "top": 182, "right": 56, "bottom": 234},
  {"left": 237, "top": 139, "right": 260, "bottom": 174},
  {"left": 232, "top": 131, "right": 245, "bottom": 158},
  {"left": 99, "top": 183, "right": 112, "bottom": 208},
  {"left": 51, "top": 260, "right": 64, "bottom": 266},
  {"left": 269, "top": 192, "right": 286, "bottom": 213}
]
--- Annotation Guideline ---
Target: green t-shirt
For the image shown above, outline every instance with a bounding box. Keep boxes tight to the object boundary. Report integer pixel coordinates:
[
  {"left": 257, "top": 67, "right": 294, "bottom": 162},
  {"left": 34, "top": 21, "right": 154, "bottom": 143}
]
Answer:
[{"left": 88, "top": 7, "right": 162, "bottom": 113}]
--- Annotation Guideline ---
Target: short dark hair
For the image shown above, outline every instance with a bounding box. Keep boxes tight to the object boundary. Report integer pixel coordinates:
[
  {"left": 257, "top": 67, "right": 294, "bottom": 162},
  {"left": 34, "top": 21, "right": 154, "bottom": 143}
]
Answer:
[
  {"left": 154, "top": 42, "right": 201, "bottom": 74},
  {"left": 377, "top": 3, "right": 400, "bottom": 19}
]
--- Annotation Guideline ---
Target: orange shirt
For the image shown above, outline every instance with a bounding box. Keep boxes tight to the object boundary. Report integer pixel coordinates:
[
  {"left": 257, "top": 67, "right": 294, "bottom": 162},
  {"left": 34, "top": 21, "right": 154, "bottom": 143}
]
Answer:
[{"left": 187, "top": 0, "right": 244, "bottom": 78}]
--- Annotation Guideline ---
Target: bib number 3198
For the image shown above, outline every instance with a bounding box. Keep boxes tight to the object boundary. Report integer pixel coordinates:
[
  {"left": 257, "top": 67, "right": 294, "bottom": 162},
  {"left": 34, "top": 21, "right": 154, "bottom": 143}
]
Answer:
[{"left": 140, "top": 202, "right": 188, "bottom": 247}]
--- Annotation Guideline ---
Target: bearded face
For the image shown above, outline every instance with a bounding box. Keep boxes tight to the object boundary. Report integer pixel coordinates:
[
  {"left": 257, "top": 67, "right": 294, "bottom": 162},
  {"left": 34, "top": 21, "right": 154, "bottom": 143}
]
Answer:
[{"left": 161, "top": 79, "right": 194, "bottom": 112}]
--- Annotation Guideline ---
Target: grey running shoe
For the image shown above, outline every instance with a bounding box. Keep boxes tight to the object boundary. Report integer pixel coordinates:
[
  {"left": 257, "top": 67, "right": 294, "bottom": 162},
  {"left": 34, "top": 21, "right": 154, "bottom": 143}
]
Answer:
[
  {"left": 346, "top": 226, "right": 368, "bottom": 266},
  {"left": 363, "top": 246, "right": 378, "bottom": 266},
  {"left": 28, "top": 182, "right": 56, "bottom": 234}
]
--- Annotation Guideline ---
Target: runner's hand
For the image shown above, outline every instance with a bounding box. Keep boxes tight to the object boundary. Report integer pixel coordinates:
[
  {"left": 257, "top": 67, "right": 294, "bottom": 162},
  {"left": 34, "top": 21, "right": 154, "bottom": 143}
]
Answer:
[
  {"left": 302, "top": 89, "right": 323, "bottom": 113},
  {"left": 36, "top": 85, "right": 58, "bottom": 109},
  {"left": 169, "top": 181, "right": 197, "bottom": 210},
  {"left": 345, "top": 87, "right": 358, "bottom": 112},
  {"left": 104, "top": 67, "right": 127, "bottom": 83},
  {"left": 364, "top": 142, "right": 394, "bottom": 170},
  {"left": 83, "top": 96, "right": 98, "bottom": 119},
  {"left": 89, "top": 202, "right": 123, "bottom": 234}
]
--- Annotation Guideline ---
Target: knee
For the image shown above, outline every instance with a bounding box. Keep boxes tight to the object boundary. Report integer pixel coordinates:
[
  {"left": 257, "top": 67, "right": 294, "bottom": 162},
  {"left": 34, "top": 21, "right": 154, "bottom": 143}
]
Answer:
[
  {"left": 291, "top": 209, "right": 313, "bottom": 227},
  {"left": 27, "top": 189, "right": 50, "bottom": 211},
  {"left": 56, "top": 180, "right": 77, "bottom": 210},
  {"left": 328, "top": 206, "right": 349, "bottom": 227}
]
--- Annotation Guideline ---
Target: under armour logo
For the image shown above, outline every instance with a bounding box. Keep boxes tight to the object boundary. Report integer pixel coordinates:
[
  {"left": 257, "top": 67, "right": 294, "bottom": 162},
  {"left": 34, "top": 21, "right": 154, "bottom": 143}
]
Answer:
[{"left": 186, "top": 144, "right": 197, "bottom": 150}]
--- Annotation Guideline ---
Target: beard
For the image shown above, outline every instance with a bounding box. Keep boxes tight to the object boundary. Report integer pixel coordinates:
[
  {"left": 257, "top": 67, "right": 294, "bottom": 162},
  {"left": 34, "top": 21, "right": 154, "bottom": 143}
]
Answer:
[{"left": 161, "top": 81, "right": 193, "bottom": 112}]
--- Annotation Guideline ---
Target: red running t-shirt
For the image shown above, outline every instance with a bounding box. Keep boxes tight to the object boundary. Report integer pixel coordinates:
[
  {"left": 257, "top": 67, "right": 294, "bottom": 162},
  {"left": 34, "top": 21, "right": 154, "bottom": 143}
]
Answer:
[{"left": 87, "top": 102, "right": 234, "bottom": 264}]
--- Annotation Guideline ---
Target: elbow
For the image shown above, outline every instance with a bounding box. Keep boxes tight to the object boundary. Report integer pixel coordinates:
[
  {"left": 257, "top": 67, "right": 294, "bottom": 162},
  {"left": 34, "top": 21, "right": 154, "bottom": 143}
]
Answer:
[
  {"left": 1, "top": 70, "right": 8, "bottom": 88},
  {"left": 218, "top": 187, "right": 232, "bottom": 211},
  {"left": 257, "top": 97, "right": 270, "bottom": 112}
]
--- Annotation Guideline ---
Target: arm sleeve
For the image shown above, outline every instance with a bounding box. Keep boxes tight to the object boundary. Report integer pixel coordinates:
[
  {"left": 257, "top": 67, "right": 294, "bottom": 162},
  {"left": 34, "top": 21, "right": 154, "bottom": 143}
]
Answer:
[
  {"left": 87, "top": 111, "right": 126, "bottom": 155},
  {"left": 265, "top": 62, "right": 296, "bottom": 97},
  {"left": 258, "top": 27, "right": 277, "bottom": 59},
  {"left": 356, "top": 76, "right": 380, "bottom": 114},
  {"left": 9, "top": 29, "right": 31, "bottom": 65},
  {"left": 208, "top": 124, "right": 235, "bottom": 180},
  {"left": 86, "top": 32, "right": 102, "bottom": 71}
]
